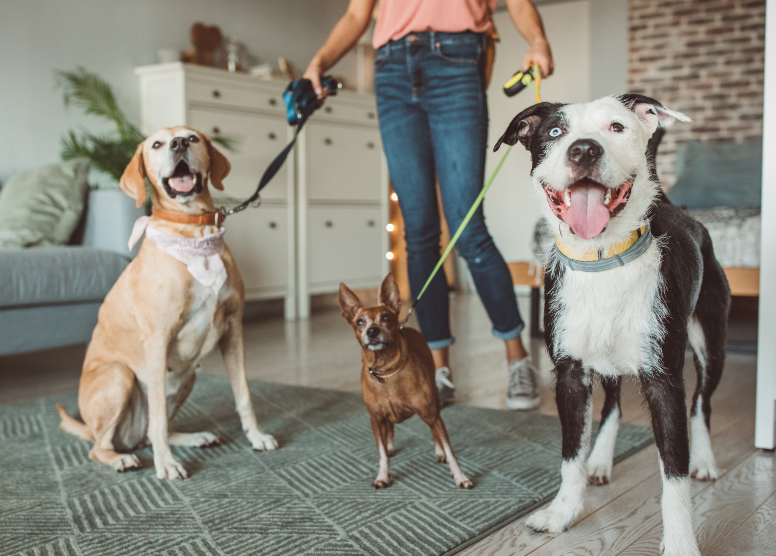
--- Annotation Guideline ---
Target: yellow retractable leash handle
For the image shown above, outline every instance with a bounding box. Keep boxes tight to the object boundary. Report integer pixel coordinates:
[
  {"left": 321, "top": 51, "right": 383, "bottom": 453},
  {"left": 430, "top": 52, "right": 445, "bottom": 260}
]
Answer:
[
  {"left": 399, "top": 65, "right": 543, "bottom": 328},
  {"left": 503, "top": 64, "right": 542, "bottom": 103}
]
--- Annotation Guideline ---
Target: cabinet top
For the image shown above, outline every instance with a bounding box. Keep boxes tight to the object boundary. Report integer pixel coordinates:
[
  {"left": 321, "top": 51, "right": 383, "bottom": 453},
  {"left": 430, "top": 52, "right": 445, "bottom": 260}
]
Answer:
[{"left": 135, "top": 62, "right": 376, "bottom": 105}]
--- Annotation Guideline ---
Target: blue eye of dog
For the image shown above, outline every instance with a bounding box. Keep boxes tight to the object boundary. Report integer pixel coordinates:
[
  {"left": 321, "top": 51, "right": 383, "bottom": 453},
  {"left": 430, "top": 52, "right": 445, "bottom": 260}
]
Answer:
[
  {"left": 549, "top": 127, "right": 562, "bottom": 138},
  {"left": 611, "top": 122, "right": 624, "bottom": 132}
]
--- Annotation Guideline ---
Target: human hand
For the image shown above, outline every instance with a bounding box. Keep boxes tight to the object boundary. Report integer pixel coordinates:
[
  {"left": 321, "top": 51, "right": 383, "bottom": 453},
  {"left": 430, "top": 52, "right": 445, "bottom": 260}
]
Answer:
[
  {"left": 302, "top": 59, "right": 330, "bottom": 101},
  {"left": 521, "top": 40, "right": 554, "bottom": 78}
]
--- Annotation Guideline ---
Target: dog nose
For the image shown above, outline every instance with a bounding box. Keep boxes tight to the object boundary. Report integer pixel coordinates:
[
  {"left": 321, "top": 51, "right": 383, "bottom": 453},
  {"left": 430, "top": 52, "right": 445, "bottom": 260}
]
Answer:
[
  {"left": 567, "top": 139, "right": 603, "bottom": 167},
  {"left": 170, "top": 137, "right": 189, "bottom": 152},
  {"left": 366, "top": 327, "right": 380, "bottom": 338}
]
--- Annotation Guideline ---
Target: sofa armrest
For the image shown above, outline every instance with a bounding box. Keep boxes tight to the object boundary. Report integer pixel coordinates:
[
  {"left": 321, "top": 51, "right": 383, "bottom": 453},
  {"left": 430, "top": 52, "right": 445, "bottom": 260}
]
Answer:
[{"left": 82, "top": 189, "right": 145, "bottom": 257}]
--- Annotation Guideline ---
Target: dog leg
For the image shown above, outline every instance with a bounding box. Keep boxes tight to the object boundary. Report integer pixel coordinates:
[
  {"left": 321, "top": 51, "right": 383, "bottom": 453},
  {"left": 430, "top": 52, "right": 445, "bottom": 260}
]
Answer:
[
  {"left": 433, "top": 437, "right": 446, "bottom": 463},
  {"left": 425, "top": 416, "right": 472, "bottom": 488},
  {"left": 80, "top": 362, "right": 141, "bottom": 473},
  {"left": 642, "top": 372, "right": 700, "bottom": 556},
  {"left": 219, "top": 317, "right": 278, "bottom": 452},
  {"left": 687, "top": 314, "right": 722, "bottom": 481},
  {"left": 169, "top": 431, "right": 220, "bottom": 447},
  {"left": 528, "top": 360, "right": 592, "bottom": 534},
  {"left": 371, "top": 416, "right": 391, "bottom": 488},
  {"left": 146, "top": 357, "right": 187, "bottom": 480},
  {"left": 385, "top": 422, "right": 395, "bottom": 456},
  {"left": 587, "top": 376, "right": 621, "bottom": 485}
]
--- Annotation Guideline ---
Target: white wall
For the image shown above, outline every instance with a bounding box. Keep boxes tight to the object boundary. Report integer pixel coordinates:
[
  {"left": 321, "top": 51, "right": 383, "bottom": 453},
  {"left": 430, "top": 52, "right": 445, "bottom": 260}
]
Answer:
[
  {"left": 755, "top": 0, "right": 775, "bottom": 450},
  {"left": 0, "top": 0, "right": 351, "bottom": 185},
  {"left": 484, "top": 0, "right": 592, "bottom": 264}
]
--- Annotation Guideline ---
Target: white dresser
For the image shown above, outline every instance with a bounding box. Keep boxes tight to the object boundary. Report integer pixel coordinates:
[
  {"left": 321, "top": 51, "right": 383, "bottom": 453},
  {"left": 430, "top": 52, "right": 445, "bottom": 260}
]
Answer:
[{"left": 135, "top": 63, "right": 389, "bottom": 319}]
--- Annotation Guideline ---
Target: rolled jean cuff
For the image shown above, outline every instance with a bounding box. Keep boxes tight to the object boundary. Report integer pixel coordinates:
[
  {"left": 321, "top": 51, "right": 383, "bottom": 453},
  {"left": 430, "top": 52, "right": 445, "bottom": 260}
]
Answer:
[
  {"left": 492, "top": 323, "right": 524, "bottom": 341},
  {"left": 427, "top": 337, "right": 455, "bottom": 350}
]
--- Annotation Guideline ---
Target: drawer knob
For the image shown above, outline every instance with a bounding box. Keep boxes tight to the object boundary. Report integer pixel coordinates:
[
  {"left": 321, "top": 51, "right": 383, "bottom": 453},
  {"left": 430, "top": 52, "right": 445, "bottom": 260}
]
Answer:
[
  {"left": 325, "top": 106, "right": 333, "bottom": 113},
  {"left": 212, "top": 89, "right": 221, "bottom": 98},
  {"left": 325, "top": 220, "right": 333, "bottom": 228},
  {"left": 324, "top": 138, "right": 333, "bottom": 145},
  {"left": 367, "top": 142, "right": 375, "bottom": 149},
  {"left": 367, "top": 220, "right": 375, "bottom": 227},
  {"left": 211, "top": 127, "right": 220, "bottom": 135},
  {"left": 269, "top": 98, "right": 277, "bottom": 106},
  {"left": 269, "top": 221, "right": 277, "bottom": 229},
  {"left": 368, "top": 112, "right": 375, "bottom": 119},
  {"left": 268, "top": 132, "right": 277, "bottom": 140}
]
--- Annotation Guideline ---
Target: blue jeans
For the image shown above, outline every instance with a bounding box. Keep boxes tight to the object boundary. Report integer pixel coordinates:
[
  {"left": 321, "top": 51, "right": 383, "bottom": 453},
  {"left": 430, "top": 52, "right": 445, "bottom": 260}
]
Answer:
[{"left": 375, "top": 31, "right": 524, "bottom": 350}]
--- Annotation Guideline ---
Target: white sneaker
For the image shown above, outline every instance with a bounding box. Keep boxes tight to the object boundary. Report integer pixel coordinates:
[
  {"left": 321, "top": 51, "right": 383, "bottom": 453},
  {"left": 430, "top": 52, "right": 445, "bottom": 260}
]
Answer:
[
  {"left": 435, "top": 366, "right": 456, "bottom": 407},
  {"left": 506, "top": 357, "right": 540, "bottom": 410}
]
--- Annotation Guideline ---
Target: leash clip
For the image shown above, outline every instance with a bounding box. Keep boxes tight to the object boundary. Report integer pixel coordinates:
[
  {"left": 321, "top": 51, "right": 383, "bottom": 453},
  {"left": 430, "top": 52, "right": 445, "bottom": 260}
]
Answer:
[{"left": 214, "top": 207, "right": 227, "bottom": 227}]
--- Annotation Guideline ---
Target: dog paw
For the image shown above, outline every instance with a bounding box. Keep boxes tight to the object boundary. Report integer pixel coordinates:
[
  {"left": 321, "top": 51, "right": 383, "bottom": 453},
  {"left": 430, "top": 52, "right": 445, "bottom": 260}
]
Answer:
[
  {"left": 690, "top": 459, "right": 719, "bottom": 481},
  {"left": 455, "top": 475, "right": 474, "bottom": 489},
  {"left": 110, "top": 454, "right": 140, "bottom": 473},
  {"left": 526, "top": 506, "right": 576, "bottom": 534},
  {"left": 373, "top": 477, "right": 392, "bottom": 489},
  {"left": 155, "top": 458, "right": 188, "bottom": 480},
  {"left": 247, "top": 431, "right": 279, "bottom": 451},
  {"left": 189, "top": 432, "right": 220, "bottom": 447},
  {"left": 436, "top": 453, "right": 447, "bottom": 463},
  {"left": 587, "top": 463, "right": 612, "bottom": 486}
]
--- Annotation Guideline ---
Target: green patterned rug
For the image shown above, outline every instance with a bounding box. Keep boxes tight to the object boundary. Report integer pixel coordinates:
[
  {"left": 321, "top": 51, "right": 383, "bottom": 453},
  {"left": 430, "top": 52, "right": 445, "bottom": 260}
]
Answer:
[{"left": 0, "top": 375, "right": 653, "bottom": 556}]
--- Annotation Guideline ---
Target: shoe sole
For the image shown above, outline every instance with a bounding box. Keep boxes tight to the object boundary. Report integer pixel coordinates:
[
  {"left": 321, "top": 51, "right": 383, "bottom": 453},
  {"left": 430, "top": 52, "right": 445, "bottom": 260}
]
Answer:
[{"left": 506, "top": 396, "right": 540, "bottom": 410}]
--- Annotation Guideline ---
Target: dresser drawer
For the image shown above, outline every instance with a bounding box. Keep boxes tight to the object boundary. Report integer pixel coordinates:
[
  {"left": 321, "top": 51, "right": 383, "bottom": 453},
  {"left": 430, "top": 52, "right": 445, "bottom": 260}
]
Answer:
[
  {"left": 306, "top": 123, "right": 382, "bottom": 202},
  {"left": 316, "top": 98, "right": 378, "bottom": 126},
  {"left": 307, "top": 206, "right": 383, "bottom": 287},
  {"left": 187, "top": 78, "right": 284, "bottom": 114},
  {"left": 224, "top": 206, "right": 289, "bottom": 295},
  {"left": 188, "top": 107, "right": 289, "bottom": 201}
]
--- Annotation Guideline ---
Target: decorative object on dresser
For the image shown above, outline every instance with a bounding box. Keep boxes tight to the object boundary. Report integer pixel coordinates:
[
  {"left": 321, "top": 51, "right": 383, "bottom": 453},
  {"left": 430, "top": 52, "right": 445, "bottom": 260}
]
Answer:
[
  {"left": 183, "top": 22, "right": 223, "bottom": 67},
  {"left": 135, "top": 62, "right": 389, "bottom": 319}
]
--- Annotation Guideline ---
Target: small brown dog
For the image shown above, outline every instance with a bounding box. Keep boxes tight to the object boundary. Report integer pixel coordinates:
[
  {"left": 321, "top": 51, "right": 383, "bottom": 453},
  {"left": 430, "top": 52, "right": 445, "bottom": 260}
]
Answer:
[{"left": 339, "top": 274, "right": 473, "bottom": 489}]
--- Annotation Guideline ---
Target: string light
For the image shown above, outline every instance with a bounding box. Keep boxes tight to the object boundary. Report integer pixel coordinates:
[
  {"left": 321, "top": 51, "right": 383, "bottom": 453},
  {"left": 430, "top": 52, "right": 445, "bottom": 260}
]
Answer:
[
  {"left": 390, "top": 192, "right": 398, "bottom": 201},
  {"left": 386, "top": 223, "right": 395, "bottom": 232},
  {"left": 385, "top": 251, "right": 394, "bottom": 260}
]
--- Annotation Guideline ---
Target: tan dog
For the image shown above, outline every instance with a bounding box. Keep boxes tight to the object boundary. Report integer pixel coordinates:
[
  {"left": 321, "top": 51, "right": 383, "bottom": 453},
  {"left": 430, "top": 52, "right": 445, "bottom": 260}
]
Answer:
[
  {"left": 339, "top": 274, "right": 472, "bottom": 489},
  {"left": 57, "top": 126, "right": 278, "bottom": 480}
]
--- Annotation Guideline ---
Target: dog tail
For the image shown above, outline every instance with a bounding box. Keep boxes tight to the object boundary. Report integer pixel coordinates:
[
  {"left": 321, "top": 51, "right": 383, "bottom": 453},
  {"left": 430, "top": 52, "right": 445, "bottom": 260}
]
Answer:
[{"left": 56, "top": 404, "right": 94, "bottom": 440}]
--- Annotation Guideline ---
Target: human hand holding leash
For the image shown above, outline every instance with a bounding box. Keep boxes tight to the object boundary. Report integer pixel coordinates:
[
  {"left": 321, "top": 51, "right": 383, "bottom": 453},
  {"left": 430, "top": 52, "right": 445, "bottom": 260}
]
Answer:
[{"left": 522, "top": 39, "right": 554, "bottom": 77}]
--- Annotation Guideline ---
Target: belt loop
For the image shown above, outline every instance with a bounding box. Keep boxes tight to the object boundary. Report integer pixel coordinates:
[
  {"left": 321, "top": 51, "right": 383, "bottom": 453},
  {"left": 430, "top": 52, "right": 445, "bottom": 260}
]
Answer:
[{"left": 430, "top": 30, "right": 436, "bottom": 49}]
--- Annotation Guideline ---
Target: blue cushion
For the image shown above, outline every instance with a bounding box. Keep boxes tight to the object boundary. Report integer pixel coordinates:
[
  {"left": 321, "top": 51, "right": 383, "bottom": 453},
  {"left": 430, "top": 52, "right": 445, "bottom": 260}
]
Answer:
[
  {"left": 667, "top": 139, "right": 762, "bottom": 210},
  {"left": 0, "top": 247, "right": 129, "bottom": 308}
]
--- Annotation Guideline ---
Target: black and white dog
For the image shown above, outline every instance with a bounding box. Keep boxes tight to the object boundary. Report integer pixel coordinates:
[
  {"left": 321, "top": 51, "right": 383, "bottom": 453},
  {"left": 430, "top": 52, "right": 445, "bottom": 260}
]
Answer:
[{"left": 495, "top": 95, "right": 730, "bottom": 556}]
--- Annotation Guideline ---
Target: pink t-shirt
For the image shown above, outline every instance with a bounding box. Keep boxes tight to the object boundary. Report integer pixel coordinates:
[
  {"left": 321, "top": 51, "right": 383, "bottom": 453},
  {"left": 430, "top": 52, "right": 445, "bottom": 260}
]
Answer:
[{"left": 373, "top": 0, "right": 499, "bottom": 48}]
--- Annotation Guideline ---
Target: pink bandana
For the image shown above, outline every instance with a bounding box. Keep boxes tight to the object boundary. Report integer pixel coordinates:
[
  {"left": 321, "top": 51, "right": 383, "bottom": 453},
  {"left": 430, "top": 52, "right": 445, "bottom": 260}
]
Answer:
[{"left": 129, "top": 216, "right": 228, "bottom": 293}]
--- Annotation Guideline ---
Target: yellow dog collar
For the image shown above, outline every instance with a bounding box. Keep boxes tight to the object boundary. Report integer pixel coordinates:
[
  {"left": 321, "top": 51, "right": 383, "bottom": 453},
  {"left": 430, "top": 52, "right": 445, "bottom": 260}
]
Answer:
[{"left": 554, "top": 224, "right": 652, "bottom": 272}]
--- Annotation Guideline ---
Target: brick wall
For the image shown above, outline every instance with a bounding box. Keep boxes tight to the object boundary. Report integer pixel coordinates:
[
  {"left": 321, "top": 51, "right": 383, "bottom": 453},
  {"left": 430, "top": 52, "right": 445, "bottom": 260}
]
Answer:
[{"left": 628, "top": 0, "right": 766, "bottom": 188}]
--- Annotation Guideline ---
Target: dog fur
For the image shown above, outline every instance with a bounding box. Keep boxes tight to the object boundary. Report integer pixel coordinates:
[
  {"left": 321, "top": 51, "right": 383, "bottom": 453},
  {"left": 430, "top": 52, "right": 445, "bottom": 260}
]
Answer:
[
  {"left": 338, "top": 274, "right": 473, "bottom": 489},
  {"left": 495, "top": 95, "right": 730, "bottom": 555},
  {"left": 57, "top": 126, "right": 278, "bottom": 479}
]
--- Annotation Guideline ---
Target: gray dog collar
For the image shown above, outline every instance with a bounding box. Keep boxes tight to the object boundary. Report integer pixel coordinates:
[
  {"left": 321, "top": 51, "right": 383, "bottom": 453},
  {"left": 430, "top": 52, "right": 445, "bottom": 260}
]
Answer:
[{"left": 554, "top": 223, "right": 653, "bottom": 272}]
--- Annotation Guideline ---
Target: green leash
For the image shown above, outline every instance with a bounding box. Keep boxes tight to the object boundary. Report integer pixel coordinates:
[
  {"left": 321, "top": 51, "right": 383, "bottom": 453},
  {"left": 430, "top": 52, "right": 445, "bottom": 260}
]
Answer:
[{"left": 399, "top": 144, "right": 513, "bottom": 328}]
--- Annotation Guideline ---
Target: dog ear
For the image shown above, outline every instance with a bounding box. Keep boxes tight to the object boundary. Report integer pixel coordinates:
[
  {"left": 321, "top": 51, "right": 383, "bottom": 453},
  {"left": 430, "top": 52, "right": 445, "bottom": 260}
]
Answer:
[
  {"left": 338, "top": 283, "right": 363, "bottom": 322},
  {"left": 494, "top": 102, "right": 561, "bottom": 152},
  {"left": 617, "top": 94, "right": 691, "bottom": 135},
  {"left": 379, "top": 273, "right": 402, "bottom": 314},
  {"left": 120, "top": 143, "right": 149, "bottom": 207},
  {"left": 202, "top": 134, "right": 231, "bottom": 191}
]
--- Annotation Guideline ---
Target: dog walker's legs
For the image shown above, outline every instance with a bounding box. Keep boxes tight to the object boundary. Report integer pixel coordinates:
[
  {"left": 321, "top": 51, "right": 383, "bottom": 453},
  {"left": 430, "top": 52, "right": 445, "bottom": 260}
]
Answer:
[
  {"left": 370, "top": 416, "right": 392, "bottom": 488},
  {"left": 81, "top": 362, "right": 141, "bottom": 473},
  {"left": 687, "top": 312, "right": 724, "bottom": 481},
  {"left": 219, "top": 317, "right": 278, "bottom": 452},
  {"left": 424, "top": 416, "right": 473, "bottom": 488},
  {"left": 641, "top": 371, "right": 700, "bottom": 556},
  {"left": 587, "top": 376, "right": 622, "bottom": 485},
  {"left": 527, "top": 360, "right": 592, "bottom": 534}
]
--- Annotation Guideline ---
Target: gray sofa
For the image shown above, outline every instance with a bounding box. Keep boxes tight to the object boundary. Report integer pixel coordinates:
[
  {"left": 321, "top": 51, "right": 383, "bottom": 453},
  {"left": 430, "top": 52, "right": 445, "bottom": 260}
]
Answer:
[{"left": 0, "top": 190, "right": 144, "bottom": 356}]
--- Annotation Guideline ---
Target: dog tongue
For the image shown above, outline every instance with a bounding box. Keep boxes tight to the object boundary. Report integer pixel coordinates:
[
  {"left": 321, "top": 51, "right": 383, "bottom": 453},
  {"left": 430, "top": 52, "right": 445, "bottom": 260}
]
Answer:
[
  {"left": 169, "top": 176, "right": 194, "bottom": 192},
  {"left": 565, "top": 179, "right": 610, "bottom": 239}
]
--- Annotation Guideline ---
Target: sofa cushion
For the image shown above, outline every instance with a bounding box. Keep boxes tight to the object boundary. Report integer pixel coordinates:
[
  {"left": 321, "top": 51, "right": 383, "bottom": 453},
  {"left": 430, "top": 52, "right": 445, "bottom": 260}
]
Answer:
[
  {"left": 0, "top": 159, "right": 90, "bottom": 248},
  {"left": 0, "top": 247, "right": 129, "bottom": 308}
]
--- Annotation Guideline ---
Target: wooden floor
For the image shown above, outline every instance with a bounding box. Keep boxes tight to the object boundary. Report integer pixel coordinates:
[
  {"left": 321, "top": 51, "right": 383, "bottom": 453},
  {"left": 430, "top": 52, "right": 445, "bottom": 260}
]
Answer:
[{"left": 1, "top": 292, "right": 772, "bottom": 555}]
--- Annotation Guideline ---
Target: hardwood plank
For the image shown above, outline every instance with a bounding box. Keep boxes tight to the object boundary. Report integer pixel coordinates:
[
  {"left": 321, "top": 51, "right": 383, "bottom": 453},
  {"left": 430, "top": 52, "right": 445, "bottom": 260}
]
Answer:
[
  {"left": 620, "top": 449, "right": 775, "bottom": 556},
  {"left": 708, "top": 490, "right": 776, "bottom": 556}
]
